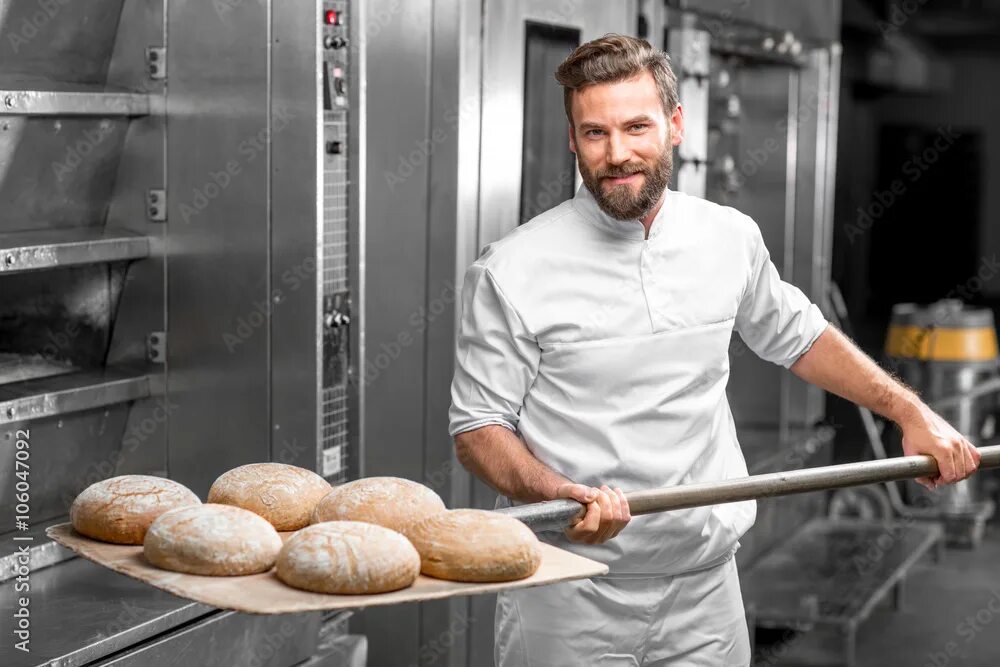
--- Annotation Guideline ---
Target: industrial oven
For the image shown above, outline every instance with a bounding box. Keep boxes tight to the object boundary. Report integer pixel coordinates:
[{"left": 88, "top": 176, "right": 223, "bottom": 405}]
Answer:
[{"left": 0, "top": 0, "right": 364, "bottom": 664}]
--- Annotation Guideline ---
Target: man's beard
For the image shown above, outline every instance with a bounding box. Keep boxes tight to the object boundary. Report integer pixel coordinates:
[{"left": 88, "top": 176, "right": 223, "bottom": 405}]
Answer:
[{"left": 580, "top": 144, "right": 672, "bottom": 221}]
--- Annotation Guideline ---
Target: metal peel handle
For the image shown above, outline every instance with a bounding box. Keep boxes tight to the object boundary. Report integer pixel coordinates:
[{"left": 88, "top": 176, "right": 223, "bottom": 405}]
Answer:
[{"left": 495, "top": 445, "right": 1000, "bottom": 532}]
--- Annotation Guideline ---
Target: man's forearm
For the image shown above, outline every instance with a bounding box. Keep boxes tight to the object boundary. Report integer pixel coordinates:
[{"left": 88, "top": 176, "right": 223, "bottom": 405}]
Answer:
[
  {"left": 790, "top": 325, "right": 924, "bottom": 428},
  {"left": 454, "top": 424, "right": 571, "bottom": 503},
  {"left": 791, "top": 324, "right": 981, "bottom": 485}
]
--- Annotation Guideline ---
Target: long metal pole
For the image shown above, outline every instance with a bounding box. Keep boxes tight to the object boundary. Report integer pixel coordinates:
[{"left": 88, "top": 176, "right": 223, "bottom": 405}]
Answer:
[{"left": 496, "top": 445, "right": 1000, "bottom": 532}]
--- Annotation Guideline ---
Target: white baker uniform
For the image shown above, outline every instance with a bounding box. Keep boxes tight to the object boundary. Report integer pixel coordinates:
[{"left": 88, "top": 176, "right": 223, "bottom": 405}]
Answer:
[{"left": 449, "top": 184, "right": 828, "bottom": 665}]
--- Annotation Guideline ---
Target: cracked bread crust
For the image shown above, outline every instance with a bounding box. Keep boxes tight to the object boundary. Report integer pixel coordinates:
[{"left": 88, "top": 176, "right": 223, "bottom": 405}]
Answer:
[
  {"left": 407, "top": 509, "right": 542, "bottom": 583},
  {"left": 70, "top": 475, "right": 201, "bottom": 544},
  {"left": 311, "top": 476, "right": 446, "bottom": 537},
  {"left": 207, "top": 462, "right": 332, "bottom": 530},
  {"left": 144, "top": 503, "right": 283, "bottom": 575},
  {"left": 276, "top": 521, "right": 420, "bottom": 594}
]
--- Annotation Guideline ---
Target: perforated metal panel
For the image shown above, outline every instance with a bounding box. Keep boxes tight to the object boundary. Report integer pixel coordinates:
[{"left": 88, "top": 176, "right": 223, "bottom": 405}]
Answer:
[{"left": 320, "top": 0, "right": 351, "bottom": 482}]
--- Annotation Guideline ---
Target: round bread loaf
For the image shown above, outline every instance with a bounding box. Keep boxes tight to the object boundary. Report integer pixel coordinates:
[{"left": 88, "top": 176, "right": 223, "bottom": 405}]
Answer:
[
  {"left": 70, "top": 475, "right": 201, "bottom": 544},
  {"left": 276, "top": 521, "right": 420, "bottom": 594},
  {"left": 311, "top": 476, "right": 446, "bottom": 536},
  {"left": 407, "top": 509, "right": 542, "bottom": 582},
  {"left": 144, "top": 503, "right": 283, "bottom": 576},
  {"left": 207, "top": 463, "right": 332, "bottom": 530}
]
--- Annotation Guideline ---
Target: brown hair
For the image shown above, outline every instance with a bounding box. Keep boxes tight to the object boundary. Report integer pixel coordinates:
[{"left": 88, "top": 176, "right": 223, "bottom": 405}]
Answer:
[{"left": 554, "top": 33, "right": 679, "bottom": 126}]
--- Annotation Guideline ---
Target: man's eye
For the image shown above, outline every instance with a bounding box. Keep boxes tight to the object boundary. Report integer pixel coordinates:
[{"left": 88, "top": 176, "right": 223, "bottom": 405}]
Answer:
[
  {"left": 629, "top": 124, "right": 648, "bottom": 132},
  {"left": 586, "top": 129, "right": 604, "bottom": 137}
]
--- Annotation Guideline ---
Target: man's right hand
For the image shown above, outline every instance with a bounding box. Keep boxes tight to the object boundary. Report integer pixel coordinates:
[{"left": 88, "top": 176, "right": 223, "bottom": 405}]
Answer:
[{"left": 556, "top": 483, "right": 631, "bottom": 544}]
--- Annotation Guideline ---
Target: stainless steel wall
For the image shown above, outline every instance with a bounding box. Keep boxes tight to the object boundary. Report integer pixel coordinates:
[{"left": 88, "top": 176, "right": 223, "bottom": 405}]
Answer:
[
  {"left": 165, "top": 0, "right": 272, "bottom": 495},
  {"left": 356, "top": 0, "right": 469, "bottom": 664}
]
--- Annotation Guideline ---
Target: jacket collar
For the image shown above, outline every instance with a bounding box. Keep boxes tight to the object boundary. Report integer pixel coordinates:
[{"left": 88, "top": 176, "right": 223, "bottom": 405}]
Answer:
[{"left": 572, "top": 183, "right": 675, "bottom": 241}]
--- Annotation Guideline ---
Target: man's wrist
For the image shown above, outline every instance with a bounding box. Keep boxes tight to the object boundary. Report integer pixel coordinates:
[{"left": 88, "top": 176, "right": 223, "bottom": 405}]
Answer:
[
  {"left": 543, "top": 476, "right": 575, "bottom": 501},
  {"left": 888, "top": 389, "right": 927, "bottom": 430}
]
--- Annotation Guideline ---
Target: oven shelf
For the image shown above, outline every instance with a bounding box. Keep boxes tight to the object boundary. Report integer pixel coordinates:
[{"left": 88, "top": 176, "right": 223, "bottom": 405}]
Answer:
[
  {"left": 0, "top": 227, "right": 150, "bottom": 274},
  {"left": 0, "top": 367, "right": 150, "bottom": 424},
  {"left": 0, "top": 89, "right": 152, "bottom": 116},
  {"left": 0, "top": 516, "right": 74, "bottom": 583}
]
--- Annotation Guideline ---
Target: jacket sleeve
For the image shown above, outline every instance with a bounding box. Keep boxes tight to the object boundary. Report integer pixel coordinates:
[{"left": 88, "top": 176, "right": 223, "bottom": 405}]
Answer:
[
  {"left": 449, "top": 262, "right": 542, "bottom": 436},
  {"left": 734, "top": 221, "right": 829, "bottom": 368}
]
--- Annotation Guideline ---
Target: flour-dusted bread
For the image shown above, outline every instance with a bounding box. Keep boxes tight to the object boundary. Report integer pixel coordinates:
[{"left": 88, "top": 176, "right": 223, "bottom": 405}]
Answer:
[
  {"left": 70, "top": 475, "right": 201, "bottom": 545},
  {"left": 143, "top": 503, "right": 283, "bottom": 576},
  {"left": 276, "top": 521, "right": 420, "bottom": 594},
  {"left": 311, "top": 476, "right": 446, "bottom": 537},
  {"left": 207, "top": 462, "right": 332, "bottom": 530},
  {"left": 407, "top": 509, "right": 542, "bottom": 582}
]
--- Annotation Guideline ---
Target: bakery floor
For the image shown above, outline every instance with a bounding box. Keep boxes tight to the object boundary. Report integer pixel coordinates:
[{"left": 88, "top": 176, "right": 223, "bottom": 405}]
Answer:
[{"left": 752, "top": 523, "right": 1000, "bottom": 666}]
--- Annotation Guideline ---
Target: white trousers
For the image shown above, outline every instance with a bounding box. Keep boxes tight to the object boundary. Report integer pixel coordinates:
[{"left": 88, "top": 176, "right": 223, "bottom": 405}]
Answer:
[{"left": 494, "top": 557, "right": 751, "bottom": 667}]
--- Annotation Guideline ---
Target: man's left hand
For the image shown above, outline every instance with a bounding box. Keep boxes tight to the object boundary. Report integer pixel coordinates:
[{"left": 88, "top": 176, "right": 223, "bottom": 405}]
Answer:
[{"left": 900, "top": 404, "right": 981, "bottom": 489}]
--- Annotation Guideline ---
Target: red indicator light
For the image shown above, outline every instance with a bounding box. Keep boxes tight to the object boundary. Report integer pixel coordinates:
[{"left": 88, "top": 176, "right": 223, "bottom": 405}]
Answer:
[{"left": 324, "top": 10, "right": 338, "bottom": 25}]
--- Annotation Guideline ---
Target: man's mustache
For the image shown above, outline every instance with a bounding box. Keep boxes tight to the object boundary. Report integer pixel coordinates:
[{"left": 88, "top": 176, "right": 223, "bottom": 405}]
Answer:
[{"left": 597, "top": 163, "right": 649, "bottom": 179}]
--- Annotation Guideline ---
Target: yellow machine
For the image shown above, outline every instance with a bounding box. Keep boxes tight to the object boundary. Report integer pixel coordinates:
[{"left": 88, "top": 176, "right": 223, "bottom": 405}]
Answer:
[{"left": 885, "top": 299, "right": 1000, "bottom": 546}]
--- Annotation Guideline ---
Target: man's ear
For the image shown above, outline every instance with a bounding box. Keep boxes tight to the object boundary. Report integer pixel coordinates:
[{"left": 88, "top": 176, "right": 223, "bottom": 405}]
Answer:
[
  {"left": 568, "top": 124, "right": 577, "bottom": 154},
  {"left": 669, "top": 104, "right": 684, "bottom": 147}
]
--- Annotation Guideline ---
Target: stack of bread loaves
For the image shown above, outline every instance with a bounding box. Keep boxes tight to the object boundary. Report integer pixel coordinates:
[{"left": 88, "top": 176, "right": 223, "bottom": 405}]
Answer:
[{"left": 70, "top": 465, "right": 542, "bottom": 595}]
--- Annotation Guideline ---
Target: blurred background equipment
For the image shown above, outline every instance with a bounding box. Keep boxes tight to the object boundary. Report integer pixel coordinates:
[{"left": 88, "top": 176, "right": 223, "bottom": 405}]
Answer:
[{"left": 884, "top": 299, "right": 1000, "bottom": 546}]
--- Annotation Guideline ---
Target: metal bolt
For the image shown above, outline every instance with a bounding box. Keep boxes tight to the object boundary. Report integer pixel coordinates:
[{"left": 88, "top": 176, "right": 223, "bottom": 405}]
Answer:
[
  {"left": 149, "top": 192, "right": 160, "bottom": 204},
  {"left": 149, "top": 64, "right": 158, "bottom": 75},
  {"left": 149, "top": 206, "right": 159, "bottom": 217},
  {"left": 4, "top": 95, "right": 13, "bottom": 108},
  {"left": 6, "top": 407, "right": 14, "bottom": 419},
  {"left": 5, "top": 254, "right": 14, "bottom": 265},
  {"left": 149, "top": 50, "right": 159, "bottom": 61}
]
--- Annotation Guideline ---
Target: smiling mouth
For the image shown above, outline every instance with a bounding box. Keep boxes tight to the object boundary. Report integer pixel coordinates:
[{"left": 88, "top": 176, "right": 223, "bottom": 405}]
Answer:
[{"left": 603, "top": 173, "right": 642, "bottom": 186}]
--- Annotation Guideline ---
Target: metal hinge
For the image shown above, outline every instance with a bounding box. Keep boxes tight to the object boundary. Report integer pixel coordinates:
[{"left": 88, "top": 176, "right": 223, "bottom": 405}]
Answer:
[
  {"left": 146, "top": 47, "right": 166, "bottom": 80},
  {"left": 147, "top": 332, "right": 166, "bottom": 364},
  {"left": 147, "top": 189, "right": 166, "bottom": 222}
]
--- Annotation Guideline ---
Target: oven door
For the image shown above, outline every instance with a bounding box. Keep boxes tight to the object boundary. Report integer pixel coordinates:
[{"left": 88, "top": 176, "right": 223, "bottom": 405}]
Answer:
[{"left": 478, "top": 0, "right": 638, "bottom": 248}]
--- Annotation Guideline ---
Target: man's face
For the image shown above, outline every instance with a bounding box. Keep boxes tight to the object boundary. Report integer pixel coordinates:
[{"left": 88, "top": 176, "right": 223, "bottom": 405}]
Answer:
[{"left": 568, "top": 71, "right": 684, "bottom": 221}]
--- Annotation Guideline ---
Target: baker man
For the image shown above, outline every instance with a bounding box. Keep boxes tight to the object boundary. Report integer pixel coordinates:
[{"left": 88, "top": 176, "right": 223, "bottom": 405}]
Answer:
[{"left": 449, "top": 34, "right": 980, "bottom": 666}]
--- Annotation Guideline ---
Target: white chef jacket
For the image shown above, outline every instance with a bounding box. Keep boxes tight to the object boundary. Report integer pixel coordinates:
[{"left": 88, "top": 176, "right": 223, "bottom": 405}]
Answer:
[{"left": 449, "top": 184, "right": 828, "bottom": 576}]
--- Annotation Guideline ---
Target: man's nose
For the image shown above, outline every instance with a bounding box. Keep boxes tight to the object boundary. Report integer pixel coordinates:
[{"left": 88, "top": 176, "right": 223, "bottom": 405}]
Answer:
[{"left": 606, "top": 131, "right": 631, "bottom": 165}]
